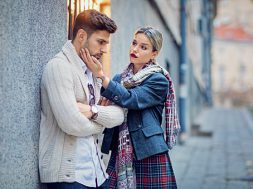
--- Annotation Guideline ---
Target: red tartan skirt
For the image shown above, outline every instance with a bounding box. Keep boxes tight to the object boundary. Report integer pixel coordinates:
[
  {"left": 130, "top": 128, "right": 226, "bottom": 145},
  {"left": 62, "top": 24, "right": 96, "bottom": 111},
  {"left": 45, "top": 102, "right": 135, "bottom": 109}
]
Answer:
[{"left": 107, "top": 152, "right": 177, "bottom": 189}]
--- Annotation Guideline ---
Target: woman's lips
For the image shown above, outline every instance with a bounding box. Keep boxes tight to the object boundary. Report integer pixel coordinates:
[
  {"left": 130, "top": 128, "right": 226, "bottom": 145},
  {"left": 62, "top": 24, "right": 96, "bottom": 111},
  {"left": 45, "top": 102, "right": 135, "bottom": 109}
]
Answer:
[{"left": 130, "top": 53, "right": 138, "bottom": 58}]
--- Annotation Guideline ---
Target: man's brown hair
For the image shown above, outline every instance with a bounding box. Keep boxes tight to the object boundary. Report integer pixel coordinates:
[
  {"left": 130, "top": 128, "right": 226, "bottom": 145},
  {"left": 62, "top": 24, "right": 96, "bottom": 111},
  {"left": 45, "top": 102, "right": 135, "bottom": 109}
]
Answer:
[{"left": 72, "top": 9, "right": 117, "bottom": 39}]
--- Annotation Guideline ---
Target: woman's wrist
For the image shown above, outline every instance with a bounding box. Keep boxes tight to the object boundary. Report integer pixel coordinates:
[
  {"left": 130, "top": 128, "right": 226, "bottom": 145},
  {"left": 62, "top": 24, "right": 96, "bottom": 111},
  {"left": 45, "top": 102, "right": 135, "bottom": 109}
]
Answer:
[
  {"left": 97, "top": 75, "right": 110, "bottom": 88},
  {"left": 102, "top": 76, "right": 110, "bottom": 89},
  {"left": 97, "top": 75, "right": 106, "bottom": 81}
]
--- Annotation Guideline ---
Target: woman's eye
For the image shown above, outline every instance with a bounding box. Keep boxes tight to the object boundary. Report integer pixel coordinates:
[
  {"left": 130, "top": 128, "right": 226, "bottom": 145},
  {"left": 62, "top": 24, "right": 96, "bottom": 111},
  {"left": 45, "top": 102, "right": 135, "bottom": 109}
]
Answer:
[
  {"left": 141, "top": 45, "right": 147, "bottom": 50},
  {"left": 132, "top": 41, "right": 137, "bottom": 46}
]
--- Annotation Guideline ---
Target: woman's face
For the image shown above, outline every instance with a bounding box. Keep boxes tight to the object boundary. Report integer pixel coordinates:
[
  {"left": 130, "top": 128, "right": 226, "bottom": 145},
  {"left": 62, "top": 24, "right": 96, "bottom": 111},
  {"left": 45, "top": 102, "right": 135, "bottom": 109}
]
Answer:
[{"left": 129, "top": 33, "right": 158, "bottom": 66}]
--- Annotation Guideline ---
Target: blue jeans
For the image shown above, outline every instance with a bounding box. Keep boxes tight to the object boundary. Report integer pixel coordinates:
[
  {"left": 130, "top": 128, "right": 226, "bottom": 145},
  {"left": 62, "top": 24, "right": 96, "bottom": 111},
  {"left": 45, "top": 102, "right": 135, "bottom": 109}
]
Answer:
[{"left": 47, "top": 180, "right": 108, "bottom": 189}]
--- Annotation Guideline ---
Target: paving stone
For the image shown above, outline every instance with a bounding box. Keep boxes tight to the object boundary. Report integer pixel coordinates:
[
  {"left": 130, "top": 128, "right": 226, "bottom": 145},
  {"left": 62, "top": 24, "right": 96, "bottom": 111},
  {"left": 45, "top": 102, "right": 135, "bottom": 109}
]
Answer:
[
  {"left": 171, "top": 108, "right": 253, "bottom": 189},
  {"left": 227, "top": 181, "right": 250, "bottom": 189}
]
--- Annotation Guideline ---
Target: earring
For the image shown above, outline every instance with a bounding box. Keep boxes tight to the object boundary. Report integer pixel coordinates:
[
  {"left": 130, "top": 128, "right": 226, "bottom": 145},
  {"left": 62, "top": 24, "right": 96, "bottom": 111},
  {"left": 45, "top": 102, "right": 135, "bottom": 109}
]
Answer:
[{"left": 149, "top": 59, "right": 155, "bottom": 64}]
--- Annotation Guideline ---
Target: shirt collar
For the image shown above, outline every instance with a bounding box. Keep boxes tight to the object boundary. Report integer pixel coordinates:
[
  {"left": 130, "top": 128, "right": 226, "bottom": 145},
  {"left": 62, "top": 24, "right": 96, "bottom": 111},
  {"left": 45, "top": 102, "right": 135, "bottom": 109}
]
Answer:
[
  {"left": 80, "top": 59, "right": 88, "bottom": 73},
  {"left": 77, "top": 53, "right": 92, "bottom": 77},
  {"left": 62, "top": 41, "right": 93, "bottom": 78},
  {"left": 80, "top": 59, "right": 93, "bottom": 83}
]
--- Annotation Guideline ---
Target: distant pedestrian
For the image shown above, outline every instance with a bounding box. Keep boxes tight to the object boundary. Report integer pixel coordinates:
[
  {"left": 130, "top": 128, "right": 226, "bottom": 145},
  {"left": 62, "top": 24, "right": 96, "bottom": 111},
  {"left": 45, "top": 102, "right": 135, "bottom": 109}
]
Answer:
[{"left": 81, "top": 26, "right": 180, "bottom": 189}]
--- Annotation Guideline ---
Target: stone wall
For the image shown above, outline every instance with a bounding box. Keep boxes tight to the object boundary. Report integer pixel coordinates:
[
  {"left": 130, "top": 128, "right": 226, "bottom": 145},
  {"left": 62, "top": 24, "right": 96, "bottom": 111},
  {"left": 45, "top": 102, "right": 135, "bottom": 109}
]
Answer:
[{"left": 0, "top": 1, "right": 67, "bottom": 188}]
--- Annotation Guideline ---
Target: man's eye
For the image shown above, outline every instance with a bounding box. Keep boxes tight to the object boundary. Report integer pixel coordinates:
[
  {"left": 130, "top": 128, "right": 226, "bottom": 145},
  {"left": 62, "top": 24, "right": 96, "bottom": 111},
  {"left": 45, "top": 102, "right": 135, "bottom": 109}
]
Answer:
[{"left": 98, "top": 40, "right": 104, "bottom": 45}]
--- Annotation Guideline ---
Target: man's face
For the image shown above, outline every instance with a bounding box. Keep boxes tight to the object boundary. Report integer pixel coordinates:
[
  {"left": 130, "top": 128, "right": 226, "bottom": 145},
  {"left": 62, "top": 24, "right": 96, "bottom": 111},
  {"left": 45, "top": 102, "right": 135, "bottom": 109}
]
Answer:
[{"left": 83, "top": 30, "right": 110, "bottom": 61}]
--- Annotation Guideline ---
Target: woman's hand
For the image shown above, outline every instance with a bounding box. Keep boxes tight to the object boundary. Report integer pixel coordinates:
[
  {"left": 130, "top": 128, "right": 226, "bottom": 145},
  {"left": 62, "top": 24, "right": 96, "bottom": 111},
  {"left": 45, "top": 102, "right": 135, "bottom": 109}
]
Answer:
[
  {"left": 99, "top": 97, "right": 112, "bottom": 106},
  {"left": 77, "top": 103, "right": 92, "bottom": 119},
  {"left": 80, "top": 48, "right": 104, "bottom": 78},
  {"left": 80, "top": 48, "right": 110, "bottom": 89}
]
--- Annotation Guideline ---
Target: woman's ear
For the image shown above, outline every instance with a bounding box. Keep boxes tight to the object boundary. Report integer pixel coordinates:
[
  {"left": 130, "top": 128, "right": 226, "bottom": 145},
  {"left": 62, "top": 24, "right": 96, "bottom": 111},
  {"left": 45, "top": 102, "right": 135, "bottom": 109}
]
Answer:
[{"left": 152, "top": 51, "right": 158, "bottom": 59}]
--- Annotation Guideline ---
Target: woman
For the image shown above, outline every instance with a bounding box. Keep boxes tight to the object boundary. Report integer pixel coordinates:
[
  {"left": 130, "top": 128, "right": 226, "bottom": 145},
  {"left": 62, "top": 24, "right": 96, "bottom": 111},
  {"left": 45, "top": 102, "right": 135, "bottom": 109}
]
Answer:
[{"left": 80, "top": 27, "right": 180, "bottom": 189}]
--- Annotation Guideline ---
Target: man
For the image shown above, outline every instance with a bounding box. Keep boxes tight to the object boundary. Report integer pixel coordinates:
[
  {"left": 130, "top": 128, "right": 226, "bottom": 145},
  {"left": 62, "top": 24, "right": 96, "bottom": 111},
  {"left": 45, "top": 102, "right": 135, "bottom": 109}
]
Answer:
[{"left": 39, "top": 9, "right": 124, "bottom": 189}]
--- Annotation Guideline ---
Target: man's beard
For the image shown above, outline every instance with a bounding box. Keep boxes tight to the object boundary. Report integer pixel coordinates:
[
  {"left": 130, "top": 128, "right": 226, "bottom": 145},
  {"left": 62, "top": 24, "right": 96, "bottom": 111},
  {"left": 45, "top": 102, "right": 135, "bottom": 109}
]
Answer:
[
  {"left": 83, "top": 43, "right": 103, "bottom": 62},
  {"left": 93, "top": 53, "right": 103, "bottom": 61}
]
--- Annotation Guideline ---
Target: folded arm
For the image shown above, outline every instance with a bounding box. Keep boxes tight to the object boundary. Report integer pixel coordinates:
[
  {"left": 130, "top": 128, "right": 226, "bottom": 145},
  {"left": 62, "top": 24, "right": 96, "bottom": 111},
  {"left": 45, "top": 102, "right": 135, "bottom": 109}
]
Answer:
[
  {"left": 43, "top": 59, "right": 104, "bottom": 137},
  {"left": 77, "top": 102, "right": 124, "bottom": 128}
]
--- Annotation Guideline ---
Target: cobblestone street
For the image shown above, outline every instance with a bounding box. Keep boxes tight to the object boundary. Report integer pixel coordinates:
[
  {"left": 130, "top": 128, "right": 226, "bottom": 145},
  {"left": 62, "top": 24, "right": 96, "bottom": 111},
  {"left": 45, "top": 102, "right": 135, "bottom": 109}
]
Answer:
[{"left": 170, "top": 108, "right": 253, "bottom": 189}]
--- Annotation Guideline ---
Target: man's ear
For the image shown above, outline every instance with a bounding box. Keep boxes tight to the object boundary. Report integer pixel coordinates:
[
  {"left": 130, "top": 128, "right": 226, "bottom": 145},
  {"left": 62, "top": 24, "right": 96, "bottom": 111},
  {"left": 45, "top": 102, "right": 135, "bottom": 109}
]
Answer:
[{"left": 77, "top": 29, "right": 88, "bottom": 43}]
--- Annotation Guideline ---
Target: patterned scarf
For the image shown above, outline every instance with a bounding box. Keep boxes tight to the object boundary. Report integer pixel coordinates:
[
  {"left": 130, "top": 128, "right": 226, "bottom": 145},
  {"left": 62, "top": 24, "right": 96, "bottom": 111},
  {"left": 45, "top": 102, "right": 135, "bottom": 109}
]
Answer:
[
  {"left": 115, "top": 116, "right": 136, "bottom": 189},
  {"left": 115, "top": 62, "right": 180, "bottom": 188}
]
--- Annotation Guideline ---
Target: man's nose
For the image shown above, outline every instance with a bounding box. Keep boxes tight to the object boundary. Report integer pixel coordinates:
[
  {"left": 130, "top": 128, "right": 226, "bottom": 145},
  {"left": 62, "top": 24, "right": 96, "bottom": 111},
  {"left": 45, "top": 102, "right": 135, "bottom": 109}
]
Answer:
[{"left": 101, "top": 45, "right": 108, "bottom": 54}]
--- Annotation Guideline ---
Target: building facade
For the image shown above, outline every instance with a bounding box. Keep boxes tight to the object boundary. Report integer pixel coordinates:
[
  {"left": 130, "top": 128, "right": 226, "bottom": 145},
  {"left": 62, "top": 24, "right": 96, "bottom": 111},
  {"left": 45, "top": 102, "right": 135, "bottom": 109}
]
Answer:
[
  {"left": 184, "top": 0, "right": 217, "bottom": 132},
  {"left": 0, "top": 0, "right": 215, "bottom": 188},
  {"left": 212, "top": 0, "right": 253, "bottom": 107}
]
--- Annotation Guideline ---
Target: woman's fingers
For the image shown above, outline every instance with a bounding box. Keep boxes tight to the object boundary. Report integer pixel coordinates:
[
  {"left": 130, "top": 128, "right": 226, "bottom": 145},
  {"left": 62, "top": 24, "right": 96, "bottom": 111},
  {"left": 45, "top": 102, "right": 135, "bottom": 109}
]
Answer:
[
  {"left": 80, "top": 48, "right": 104, "bottom": 77},
  {"left": 100, "top": 97, "right": 107, "bottom": 106},
  {"left": 80, "top": 48, "right": 95, "bottom": 69},
  {"left": 91, "top": 56, "right": 102, "bottom": 70},
  {"left": 80, "top": 49, "right": 88, "bottom": 63},
  {"left": 105, "top": 99, "right": 111, "bottom": 106},
  {"left": 84, "top": 48, "right": 93, "bottom": 65},
  {"left": 101, "top": 97, "right": 110, "bottom": 106},
  {"left": 100, "top": 97, "right": 112, "bottom": 106}
]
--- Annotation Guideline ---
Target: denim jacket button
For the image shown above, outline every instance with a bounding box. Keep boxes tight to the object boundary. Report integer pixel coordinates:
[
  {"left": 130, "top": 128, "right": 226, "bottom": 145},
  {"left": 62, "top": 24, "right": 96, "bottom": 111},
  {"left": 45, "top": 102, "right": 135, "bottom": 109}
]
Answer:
[
  {"left": 138, "top": 124, "right": 141, "bottom": 128},
  {"left": 113, "top": 96, "right": 119, "bottom": 101}
]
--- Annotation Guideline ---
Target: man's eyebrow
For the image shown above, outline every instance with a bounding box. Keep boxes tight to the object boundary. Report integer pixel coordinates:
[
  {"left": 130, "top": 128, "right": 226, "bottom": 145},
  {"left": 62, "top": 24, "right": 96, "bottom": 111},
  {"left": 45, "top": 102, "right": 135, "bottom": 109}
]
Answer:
[{"left": 98, "top": 38, "right": 109, "bottom": 43}]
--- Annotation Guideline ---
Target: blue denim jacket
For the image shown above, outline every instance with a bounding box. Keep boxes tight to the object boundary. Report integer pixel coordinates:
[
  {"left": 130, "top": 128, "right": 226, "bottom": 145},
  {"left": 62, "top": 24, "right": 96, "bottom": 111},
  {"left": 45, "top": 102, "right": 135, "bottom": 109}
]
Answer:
[{"left": 101, "top": 72, "right": 169, "bottom": 160}]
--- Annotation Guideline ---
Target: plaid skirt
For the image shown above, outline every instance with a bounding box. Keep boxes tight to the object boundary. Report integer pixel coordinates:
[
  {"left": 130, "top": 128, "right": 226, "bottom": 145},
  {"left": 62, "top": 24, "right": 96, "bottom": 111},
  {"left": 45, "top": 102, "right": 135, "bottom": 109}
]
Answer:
[{"left": 107, "top": 152, "right": 177, "bottom": 189}]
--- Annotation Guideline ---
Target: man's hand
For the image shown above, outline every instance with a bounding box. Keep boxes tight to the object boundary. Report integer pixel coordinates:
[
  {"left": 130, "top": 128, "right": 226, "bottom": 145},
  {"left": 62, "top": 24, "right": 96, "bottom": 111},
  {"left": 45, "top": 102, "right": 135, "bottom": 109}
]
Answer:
[{"left": 77, "top": 103, "right": 92, "bottom": 119}]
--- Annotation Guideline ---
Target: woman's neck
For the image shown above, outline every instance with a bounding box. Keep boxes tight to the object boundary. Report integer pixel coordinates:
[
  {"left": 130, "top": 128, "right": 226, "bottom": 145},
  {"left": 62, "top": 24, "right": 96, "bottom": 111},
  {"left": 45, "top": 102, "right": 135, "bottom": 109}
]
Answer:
[{"left": 133, "top": 64, "right": 144, "bottom": 74}]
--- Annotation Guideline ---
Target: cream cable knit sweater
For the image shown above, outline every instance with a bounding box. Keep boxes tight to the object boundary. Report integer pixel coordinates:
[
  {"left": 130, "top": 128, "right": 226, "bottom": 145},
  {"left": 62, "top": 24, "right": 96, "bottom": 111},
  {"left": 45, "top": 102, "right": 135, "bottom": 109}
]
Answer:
[{"left": 39, "top": 41, "right": 124, "bottom": 183}]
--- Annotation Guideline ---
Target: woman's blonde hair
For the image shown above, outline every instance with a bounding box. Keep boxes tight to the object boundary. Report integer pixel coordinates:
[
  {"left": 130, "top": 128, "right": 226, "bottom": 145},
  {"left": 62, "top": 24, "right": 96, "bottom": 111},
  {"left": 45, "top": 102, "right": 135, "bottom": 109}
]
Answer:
[{"left": 135, "top": 27, "right": 163, "bottom": 52}]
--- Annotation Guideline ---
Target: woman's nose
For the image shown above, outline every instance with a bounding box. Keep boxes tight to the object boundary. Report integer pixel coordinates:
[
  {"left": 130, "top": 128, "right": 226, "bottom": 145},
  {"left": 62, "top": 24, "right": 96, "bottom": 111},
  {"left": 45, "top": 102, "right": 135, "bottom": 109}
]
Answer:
[{"left": 133, "top": 46, "right": 138, "bottom": 52}]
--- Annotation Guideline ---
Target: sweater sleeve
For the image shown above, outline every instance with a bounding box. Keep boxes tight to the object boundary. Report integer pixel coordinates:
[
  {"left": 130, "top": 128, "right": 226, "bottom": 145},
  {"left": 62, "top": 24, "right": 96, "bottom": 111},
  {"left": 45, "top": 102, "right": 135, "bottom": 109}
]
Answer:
[
  {"left": 42, "top": 59, "right": 103, "bottom": 137},
  {"left": 95, "top": 105, "right": 124, "bottom": 128}
]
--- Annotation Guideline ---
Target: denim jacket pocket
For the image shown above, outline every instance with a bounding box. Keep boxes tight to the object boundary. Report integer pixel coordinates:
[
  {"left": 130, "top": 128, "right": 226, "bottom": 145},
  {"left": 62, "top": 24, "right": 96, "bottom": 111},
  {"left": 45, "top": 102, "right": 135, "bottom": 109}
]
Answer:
[{"left": 141, "top": 126, "right": 164, "bottom": 137}]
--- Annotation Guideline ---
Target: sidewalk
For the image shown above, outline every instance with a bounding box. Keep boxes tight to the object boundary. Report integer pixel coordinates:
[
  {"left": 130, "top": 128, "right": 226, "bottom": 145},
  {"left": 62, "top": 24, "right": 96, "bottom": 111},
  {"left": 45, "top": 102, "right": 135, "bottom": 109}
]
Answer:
[{"left": 170, "top": 107, "right": 253, "bottom": 189}]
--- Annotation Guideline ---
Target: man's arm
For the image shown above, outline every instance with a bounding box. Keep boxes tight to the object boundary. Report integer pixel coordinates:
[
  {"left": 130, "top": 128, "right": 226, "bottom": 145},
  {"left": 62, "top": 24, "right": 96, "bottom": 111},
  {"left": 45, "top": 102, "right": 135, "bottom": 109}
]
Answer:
[
  {"left": 42, "top": 59, "right": 104, "bottom": 137},
  {"left": 77, "top": 103, "right": 124, "bottom": 128},
  {"left": 94, "top": 104, "right": 124, "bottom": 128}
]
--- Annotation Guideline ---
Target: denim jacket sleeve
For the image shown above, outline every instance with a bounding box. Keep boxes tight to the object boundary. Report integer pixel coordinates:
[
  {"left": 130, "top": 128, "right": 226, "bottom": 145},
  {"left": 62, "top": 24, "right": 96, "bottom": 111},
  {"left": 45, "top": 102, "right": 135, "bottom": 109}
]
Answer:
[{"left": 101, "top": 73, "right": 169, "bottom": 110}]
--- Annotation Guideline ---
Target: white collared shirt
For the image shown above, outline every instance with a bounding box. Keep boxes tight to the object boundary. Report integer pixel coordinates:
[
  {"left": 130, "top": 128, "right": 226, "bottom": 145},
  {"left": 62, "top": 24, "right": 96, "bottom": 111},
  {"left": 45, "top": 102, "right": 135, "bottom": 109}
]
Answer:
[{"left": 75, "top": 57, "right": 107, "bottom": 187}]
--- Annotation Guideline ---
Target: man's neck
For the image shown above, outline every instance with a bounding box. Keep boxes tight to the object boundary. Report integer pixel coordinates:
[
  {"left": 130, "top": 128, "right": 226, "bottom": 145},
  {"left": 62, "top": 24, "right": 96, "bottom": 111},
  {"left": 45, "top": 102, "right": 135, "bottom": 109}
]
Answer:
[{"left": 71, "top": 39, "right": 81, "bottom": 56}]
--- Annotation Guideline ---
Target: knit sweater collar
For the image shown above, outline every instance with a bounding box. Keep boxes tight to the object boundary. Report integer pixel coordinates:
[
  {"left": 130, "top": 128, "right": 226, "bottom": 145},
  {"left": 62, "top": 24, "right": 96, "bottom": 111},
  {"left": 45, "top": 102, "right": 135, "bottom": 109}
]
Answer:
[{"left": 62, "top": 40, "right": 86, "bottom": 74}]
